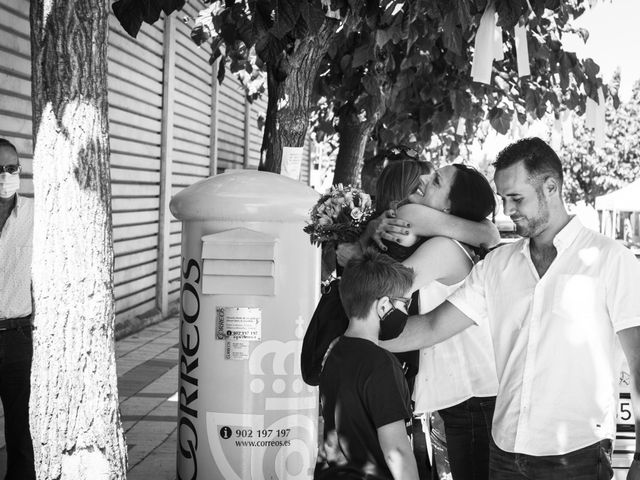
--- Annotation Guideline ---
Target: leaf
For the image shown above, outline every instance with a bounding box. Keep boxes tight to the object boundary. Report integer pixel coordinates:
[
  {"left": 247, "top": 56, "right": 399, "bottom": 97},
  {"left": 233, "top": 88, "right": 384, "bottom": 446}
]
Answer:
[
  {"left": 255, "top": 33, "right": 286, "bottom": 65},
  {"left": 529, "top": 0, "right": 546, "bottom": 16},
  {"left": 340, "top": 54, "right": 352, "bottom": 72},
  {"left": 495, "top": 0, "right": 527, "bottom": 29},
  {"left": 209, "top": 46, "right": 222, "bottom": 65},
  {"left": 217, "top": 56, "right": 226, "bottom": 84},
  {"left": 112, "top": 0, "right": 145, "bottom": 37},
  {"left": 237, "top": 16, "right": 256, "bottom": 47},
  {"left": 583, "top": 58, "right": 600, "bottom": 82},
  {"left": 271, "top": 0, "right": 301, "bottom": 40},
  {"left": 375, "top": 28, "right": 394, "bottom": 49},
  {"left": 352, "top": 43, "right": 373, "bottom": 68},
  {"left": 576, "top": 27, "right": 589, "bottom": 43},
  {"left": 156, "top": 0, "right": 185, "bottom": 16},
  {"left": 488, "top": 106, "right": 512, "bottom": 135},
  {"left": 454, "top": 0, "right": 472, "bottom": 31},
  {"left": 442, "top": 11, "right": 462, "bottom": 56},
  {"left": 494, "top": 76, "right": 509, "bottom": 93},
  {"left": 362, "top": 74, "right": 380, "bottom": 97},
  {"left": 190, "top": 24, "right": 210, "bottom": 46},
  {"left": 300, "top": 0, "right": 326, "bottom": 34},
  {"left": 112, "top": 0, "right": 186, "bottom": 37}
]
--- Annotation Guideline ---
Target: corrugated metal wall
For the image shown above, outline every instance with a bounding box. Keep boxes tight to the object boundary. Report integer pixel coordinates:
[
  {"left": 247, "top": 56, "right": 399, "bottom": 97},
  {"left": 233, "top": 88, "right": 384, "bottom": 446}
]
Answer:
[
  {"left": 217, "top": 74, "right": 248, "bottom": 170},
  {"left": 0, "top": 0, "right": 32, "bottom": 194},
  {"left": 0, "top": 0, "right": 315, "bottom": 331},
  {"left": 108, "top": 16, "right": 165, "bottom": 321}
]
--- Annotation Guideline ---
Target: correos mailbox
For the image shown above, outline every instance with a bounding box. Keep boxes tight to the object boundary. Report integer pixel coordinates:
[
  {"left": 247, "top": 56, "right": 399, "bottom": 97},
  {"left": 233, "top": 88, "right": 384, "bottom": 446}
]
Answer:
[{"left": 170, "top": 170, "right": 321, "bottom": 480}]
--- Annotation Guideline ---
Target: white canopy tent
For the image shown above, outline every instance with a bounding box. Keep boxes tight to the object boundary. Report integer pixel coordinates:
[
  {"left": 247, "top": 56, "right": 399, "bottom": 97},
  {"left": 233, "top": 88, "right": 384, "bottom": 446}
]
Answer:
[
  {"left": 595, "top": 180, "right": 640, "bottom": 240},
  {"left": 595, "top": 179, "right": 640, "bottom": 212}
]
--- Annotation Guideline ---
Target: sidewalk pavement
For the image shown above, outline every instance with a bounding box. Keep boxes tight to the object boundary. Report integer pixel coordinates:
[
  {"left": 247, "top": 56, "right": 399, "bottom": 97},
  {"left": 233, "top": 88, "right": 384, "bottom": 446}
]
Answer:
[
  {"left": 0, "top": 316, "right": 180, "bottom": 479},
  {"left": 117, "top": 316, "right": 179, "bottom": 479}
]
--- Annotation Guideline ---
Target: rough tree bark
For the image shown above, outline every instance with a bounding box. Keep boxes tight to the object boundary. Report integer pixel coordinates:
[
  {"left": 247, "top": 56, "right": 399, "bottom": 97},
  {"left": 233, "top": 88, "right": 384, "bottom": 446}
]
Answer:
[
  {"left": 332, "top": 76, "right": 388, "bottom": 187},
  {"left": 331, "top": 106, "right": 378, "bottom": 187},
  {"left": 29, "top": 1, "right": 127, "bottom": 479},
  {"left": 259, "top": 22, "right": 336, "bottom": 173}
]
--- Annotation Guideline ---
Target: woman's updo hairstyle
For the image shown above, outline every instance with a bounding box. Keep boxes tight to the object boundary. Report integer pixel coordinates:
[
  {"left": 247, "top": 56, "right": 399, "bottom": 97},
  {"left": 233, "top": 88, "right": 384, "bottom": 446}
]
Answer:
[{"left": 448, "top": 164, "right": 496, "bottom": 222}]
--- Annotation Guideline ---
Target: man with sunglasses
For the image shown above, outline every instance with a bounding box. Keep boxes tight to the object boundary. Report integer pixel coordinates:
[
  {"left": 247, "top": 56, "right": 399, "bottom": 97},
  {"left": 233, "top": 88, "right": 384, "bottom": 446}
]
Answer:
[{"left": 0, "top": 138, "right": 35, "bottom": 479}]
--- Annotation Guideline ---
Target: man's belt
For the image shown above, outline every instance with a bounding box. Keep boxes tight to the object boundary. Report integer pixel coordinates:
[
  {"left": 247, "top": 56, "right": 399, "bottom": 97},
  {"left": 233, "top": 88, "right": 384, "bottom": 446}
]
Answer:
[{"left": 0, "top": 315, "right": 32, "bottom": 331}]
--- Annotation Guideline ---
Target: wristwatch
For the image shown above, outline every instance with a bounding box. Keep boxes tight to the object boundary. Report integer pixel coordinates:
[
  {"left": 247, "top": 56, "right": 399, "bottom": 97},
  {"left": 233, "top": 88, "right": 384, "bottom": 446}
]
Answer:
[{"left": 634, "top": 452, "right": 640, "bottom": 462}]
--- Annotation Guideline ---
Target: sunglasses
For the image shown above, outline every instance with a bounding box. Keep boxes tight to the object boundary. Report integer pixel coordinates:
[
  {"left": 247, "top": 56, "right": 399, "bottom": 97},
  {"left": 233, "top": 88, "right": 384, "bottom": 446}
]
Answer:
[
  {"left": 389, "top": 296, "right": 412, "bottom": 311},
  {"left": 0, "top": 165, "right": 21, "bottom": 174}
]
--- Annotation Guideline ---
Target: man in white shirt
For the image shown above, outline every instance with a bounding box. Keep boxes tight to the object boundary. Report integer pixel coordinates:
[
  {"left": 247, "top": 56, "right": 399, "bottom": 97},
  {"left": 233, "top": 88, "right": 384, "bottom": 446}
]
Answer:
[
  {"left": 0, "top": 138, "right": 35, "bottom": 479},
  {"left": 382, "top": 137, "right": 640, "bottom": 479}
]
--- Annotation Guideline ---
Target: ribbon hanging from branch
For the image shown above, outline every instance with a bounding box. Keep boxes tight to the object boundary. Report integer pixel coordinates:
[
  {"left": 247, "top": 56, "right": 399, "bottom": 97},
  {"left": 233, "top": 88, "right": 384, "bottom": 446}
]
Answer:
[
  {"left": 494, "top": 23, "right": 504, "bottom": 61},
  {"left": 594, "top": 88, "right": 606, "bottom": 148},
  {"left": 514, "top": 20, "right": 530, "bottom": 77},
  {"left": 560, "top": 110, "right": 574, "bottom": 144},
  {"left": 471, "top": 2, "right": 498, "bottom": 84},
  {"left": 585, "top": 87, "right": 606, "bottom": 148}
]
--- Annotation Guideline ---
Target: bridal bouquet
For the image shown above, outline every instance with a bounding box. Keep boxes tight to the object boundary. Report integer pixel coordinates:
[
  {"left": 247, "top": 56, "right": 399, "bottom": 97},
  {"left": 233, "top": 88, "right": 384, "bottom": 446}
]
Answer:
[{"left": 304, "top": 184, "right": 374, "bottom": 246}]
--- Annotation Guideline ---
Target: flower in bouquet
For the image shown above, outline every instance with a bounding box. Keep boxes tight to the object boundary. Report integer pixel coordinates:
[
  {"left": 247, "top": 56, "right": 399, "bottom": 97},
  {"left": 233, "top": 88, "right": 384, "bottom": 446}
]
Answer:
[{"left": 304, "top": 184, "right": 374, "bottom": 246}]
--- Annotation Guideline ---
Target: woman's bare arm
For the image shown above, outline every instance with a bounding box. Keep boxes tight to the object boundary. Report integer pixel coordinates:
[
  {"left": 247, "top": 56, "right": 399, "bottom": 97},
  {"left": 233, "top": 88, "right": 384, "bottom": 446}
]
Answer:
[
  {"left": 401, "top": 237, "right": 472, "bottom": 291},
  {"left": 389, "top": 203, "right": 499, "bottom": 248}
]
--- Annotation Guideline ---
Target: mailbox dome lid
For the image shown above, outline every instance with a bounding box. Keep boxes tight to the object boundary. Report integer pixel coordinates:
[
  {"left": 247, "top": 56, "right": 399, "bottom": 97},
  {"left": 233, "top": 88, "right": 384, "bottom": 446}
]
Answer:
[{"left": 170, "top": 170, "right": 320, "bottom": 221}]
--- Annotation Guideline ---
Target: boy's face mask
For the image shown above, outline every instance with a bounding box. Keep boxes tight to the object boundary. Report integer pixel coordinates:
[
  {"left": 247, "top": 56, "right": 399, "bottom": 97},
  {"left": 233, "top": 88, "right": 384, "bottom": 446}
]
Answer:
[{"left": 378, "top": 306, "right": 409, "bottom": 341}]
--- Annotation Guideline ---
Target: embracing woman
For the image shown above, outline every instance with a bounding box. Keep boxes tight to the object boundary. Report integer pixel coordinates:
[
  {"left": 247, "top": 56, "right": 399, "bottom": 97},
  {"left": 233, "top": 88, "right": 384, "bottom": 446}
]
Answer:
[
  {"left": 342, "top": 157, "right": 500, "bottom": 480},
  {"left": 378, "top": 161, "right": 499, "bottom": 480}
]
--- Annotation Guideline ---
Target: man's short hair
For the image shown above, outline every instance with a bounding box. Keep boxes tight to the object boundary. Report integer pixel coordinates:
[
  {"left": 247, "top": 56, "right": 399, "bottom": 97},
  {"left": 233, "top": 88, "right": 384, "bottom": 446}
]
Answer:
[
  {"left": 0, "top": 138, "right": 18, "bottom": 156},
  {"left": 339, "top": 249, "right": 414, "bottom": 319},
  {"left": 493, "top": 137, "right": 563, "bottom": 187}
]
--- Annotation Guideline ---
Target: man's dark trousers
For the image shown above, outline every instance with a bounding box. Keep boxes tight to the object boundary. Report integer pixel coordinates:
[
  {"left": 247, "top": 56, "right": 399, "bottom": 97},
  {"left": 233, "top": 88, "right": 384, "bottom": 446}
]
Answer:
[{"left": 0, "top": 324, "right": 35, "bottom": 480}]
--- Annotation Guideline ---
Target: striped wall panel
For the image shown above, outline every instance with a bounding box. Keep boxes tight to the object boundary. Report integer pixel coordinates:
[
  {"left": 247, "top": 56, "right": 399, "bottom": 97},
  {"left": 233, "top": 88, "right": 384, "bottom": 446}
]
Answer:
[
  {"left": 0, "top": 0, "right": 33, "bottom": 195},
  {"left": 247, "top": 96, "right": 267, "bottom": 169},
  {"left": 217, "top": 74, "right": 246, "bottom": 170},
  {"left": 168, "top": 0, "right": 214, "bottom": 304},
  {"left": 108, "top": 16, "right": 165, "bottom": 323}
]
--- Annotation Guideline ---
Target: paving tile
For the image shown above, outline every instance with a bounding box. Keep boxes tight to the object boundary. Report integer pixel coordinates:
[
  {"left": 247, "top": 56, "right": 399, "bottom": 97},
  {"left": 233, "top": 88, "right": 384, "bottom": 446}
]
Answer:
[{"left": 127, "top": 428, "right": 177, "bottom": 480}]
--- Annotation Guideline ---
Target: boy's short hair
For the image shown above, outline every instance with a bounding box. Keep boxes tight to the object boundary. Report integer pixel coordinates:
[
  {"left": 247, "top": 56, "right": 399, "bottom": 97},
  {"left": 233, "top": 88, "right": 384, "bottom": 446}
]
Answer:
[{"left": 339, "top": 249, "right": 414, "bottom": 319}]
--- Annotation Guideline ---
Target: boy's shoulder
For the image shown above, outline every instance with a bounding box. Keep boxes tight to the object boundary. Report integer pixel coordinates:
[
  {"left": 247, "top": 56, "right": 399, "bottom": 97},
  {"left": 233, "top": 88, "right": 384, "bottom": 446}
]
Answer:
[{"left": 334, "top": 337, "right": 403, "bottom": 372}]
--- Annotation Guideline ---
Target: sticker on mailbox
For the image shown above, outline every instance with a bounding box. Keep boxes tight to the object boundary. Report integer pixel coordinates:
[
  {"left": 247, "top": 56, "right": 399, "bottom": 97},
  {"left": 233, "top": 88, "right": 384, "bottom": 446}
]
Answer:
[
  {"left": 216, "top": 307, "right": 262, "bottom": 341},
  {"left": 225, "top": 338, "right": 250, "bottom": 360}
]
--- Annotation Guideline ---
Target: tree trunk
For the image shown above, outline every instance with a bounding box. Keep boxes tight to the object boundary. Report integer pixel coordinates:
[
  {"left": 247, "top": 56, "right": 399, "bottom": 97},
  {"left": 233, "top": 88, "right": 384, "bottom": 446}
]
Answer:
[
  {"left": 332, "top": 106, "right": 377, "bottom": 187},
  {"left": 259, "top": 22, "right": 336, "bottom": 173},
  {"left": 30, "top": 1, "right": 127, "bottom": 479},
  {"left": 332, "top": 67, "right": 388, "bottom": 187}
]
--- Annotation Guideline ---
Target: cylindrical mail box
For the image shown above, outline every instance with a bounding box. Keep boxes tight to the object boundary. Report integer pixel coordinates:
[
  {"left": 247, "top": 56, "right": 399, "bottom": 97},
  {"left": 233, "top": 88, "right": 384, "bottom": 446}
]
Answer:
[{"left": 170, "top": 170, "right": 321, "bottom": 480}]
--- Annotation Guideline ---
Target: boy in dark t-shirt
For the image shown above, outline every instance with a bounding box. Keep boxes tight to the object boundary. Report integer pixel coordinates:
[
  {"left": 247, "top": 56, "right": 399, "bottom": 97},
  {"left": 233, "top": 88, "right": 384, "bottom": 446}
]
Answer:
[{"left": 315, "top": 250, "right": 418, "bottom": 480}]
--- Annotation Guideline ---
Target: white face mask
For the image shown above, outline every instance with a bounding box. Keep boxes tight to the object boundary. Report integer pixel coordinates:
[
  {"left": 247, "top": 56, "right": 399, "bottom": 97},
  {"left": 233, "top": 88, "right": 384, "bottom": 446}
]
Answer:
[{"left": 0, "top": 173, "right": 20, "bottom": 198}]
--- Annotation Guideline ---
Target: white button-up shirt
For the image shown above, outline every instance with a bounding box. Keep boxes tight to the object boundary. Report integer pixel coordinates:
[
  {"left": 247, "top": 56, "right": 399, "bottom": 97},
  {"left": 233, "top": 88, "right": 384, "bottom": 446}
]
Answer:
[
  {"left": 0, "top": 195, "right": 33, "bottom": 319},
  {"left": 448, "top": 217, "right": 640, "bottom": 456}
]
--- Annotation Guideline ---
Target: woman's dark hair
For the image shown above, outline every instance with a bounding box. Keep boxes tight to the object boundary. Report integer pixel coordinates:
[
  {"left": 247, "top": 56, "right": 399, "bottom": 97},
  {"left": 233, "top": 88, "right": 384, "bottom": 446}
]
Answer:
[
  {"left": 375, "top": 159, "right": 432, "bottom": 214},
  {"left": 448, "top": 164, "right": 496, "bottom": 222}
]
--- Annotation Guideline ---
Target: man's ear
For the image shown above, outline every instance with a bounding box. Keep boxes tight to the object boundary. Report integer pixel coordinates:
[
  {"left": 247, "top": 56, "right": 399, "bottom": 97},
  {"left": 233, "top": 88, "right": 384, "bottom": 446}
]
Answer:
[{"left": 544, "top": 176, "right": 560, "bottom": 197}]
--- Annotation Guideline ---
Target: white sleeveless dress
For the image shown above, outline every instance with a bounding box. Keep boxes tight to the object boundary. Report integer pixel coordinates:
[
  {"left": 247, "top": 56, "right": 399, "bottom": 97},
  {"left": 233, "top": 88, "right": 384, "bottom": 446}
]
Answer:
[{"left": 412, "top": 240, "right": 499, "bottom": 414}]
